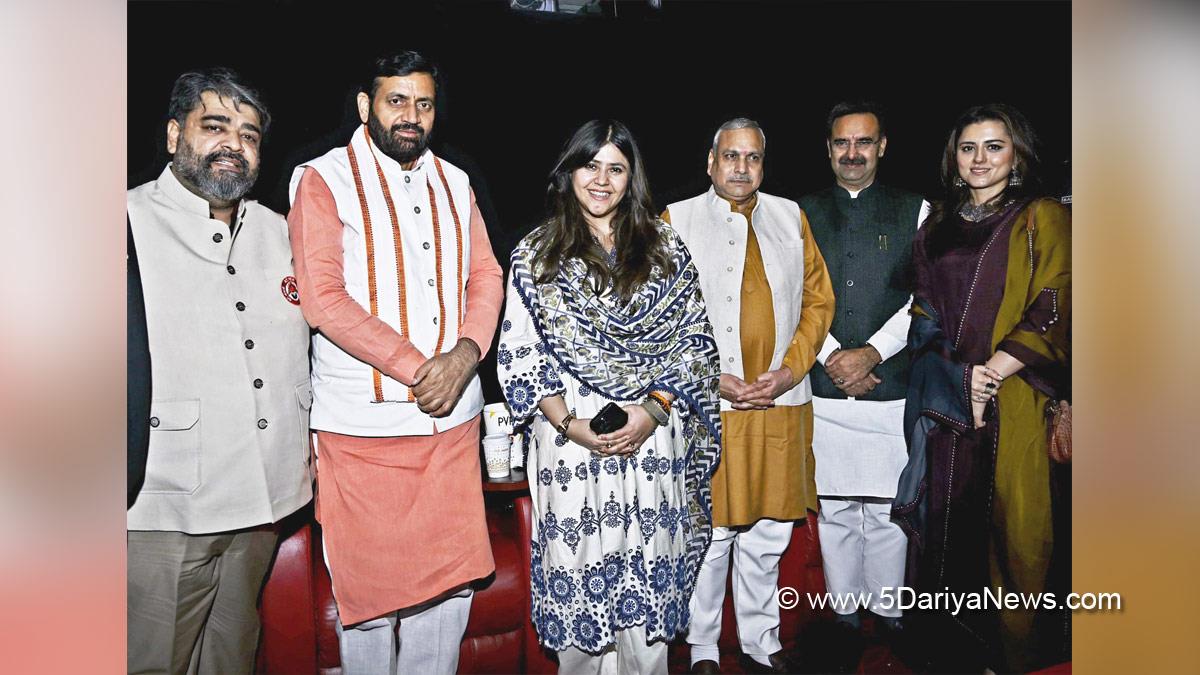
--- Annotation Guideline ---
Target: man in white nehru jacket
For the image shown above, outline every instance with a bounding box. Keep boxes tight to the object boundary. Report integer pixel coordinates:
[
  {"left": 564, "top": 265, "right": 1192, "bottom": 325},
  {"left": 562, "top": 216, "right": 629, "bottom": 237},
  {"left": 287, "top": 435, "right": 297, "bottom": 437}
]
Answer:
[
  {"left": 127, "top": 68, "right": 313, "bottom": 674},
  {"left": 665, "top": 118, "right": 835, "bottom": 674},
  {"left": 287, "top": 51, "right": 503, "bottom": 675}
]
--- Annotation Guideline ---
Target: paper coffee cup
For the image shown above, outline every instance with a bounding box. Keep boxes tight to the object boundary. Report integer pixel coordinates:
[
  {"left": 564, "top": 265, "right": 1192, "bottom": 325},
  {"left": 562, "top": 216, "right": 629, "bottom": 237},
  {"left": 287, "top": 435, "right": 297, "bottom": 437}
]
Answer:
[
  {"left": 483, "top": 402, "right": 513, "bottom": 437},
  {"left": 482, "top": 433, "right": 512, "bottom": 478},
  {"left": 509, "top": 433, "right": 525, "bottom": 470}
]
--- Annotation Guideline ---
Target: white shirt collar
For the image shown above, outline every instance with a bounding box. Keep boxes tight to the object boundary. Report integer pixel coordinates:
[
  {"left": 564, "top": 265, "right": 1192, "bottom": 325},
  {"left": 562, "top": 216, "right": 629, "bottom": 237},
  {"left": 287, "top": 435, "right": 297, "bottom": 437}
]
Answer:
[{"left": 839, "top": 179, "right": 876, "bottom": 199}]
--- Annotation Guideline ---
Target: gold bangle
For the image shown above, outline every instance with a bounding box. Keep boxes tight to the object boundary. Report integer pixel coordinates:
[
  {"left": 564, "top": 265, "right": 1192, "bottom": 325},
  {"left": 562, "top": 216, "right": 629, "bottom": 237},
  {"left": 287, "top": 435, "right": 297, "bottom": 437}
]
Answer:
[{"left": 556, "top": 412, "right": 575, "bottom": 436}]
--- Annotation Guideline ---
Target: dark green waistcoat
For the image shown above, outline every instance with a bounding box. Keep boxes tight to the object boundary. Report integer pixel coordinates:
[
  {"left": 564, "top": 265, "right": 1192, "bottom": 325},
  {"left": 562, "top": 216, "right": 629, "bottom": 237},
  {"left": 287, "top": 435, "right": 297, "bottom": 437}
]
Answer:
[{"left": 798, "top": 183, "right": 922, "bottom": 401}]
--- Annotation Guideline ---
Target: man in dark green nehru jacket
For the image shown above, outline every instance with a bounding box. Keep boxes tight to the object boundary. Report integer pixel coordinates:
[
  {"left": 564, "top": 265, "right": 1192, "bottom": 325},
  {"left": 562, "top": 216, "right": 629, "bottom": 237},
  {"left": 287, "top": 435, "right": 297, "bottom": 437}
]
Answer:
[{"left": 798, "top": 101, "right": 929, "bottom": 669}]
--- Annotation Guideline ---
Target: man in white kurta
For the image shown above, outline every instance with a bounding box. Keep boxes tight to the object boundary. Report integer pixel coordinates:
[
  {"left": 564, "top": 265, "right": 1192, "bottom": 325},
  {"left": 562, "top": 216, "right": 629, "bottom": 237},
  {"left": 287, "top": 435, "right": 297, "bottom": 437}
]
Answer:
[{"left": 797, "top": 103, "right": 929, "bottom": 661}]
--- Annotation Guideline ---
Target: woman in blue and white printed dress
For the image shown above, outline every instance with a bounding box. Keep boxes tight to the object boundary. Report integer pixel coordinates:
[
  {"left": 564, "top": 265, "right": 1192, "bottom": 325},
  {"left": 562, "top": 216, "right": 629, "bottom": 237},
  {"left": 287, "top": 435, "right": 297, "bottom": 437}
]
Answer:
[{"left": 499, "top": 119, "right": 722, "bottom": 674}]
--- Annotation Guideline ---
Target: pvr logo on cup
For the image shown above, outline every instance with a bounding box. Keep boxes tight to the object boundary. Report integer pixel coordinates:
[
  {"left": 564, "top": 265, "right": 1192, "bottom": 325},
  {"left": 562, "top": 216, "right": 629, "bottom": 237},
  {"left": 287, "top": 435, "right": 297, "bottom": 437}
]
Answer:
[
  {"left": 483, "top": 402, "right": 514, "bottom": 436},
  {"left": 482, "top": 402, "right": 520, "bottom": 479}
]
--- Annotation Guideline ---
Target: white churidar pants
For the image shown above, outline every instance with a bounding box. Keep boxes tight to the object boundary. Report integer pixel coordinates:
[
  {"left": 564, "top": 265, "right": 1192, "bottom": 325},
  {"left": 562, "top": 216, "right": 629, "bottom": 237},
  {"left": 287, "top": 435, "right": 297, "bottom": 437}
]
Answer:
[
  {"left": 816, "top": 496, "right": 906, "bottom": 618},
  {"left": 687, "top": 518, "right": 794, "bottom": 666},
  {"left": 324, "top": 539, "right": 472, "bottom": 674}
]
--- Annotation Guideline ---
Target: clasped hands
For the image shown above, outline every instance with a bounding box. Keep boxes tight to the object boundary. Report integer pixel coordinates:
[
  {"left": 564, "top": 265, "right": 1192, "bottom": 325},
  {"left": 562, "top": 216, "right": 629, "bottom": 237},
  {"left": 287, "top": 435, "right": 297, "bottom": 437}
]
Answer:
[
  {"left": 411, "top": 338, "right": 480, "bottom": 418},
  {"left": 720, "top": 367, "right": 794, "bottom": 410},
  {"left": 825, "top": 346, "right": 882, "bottom": 398},
  {"left": 567, "top": 405, "right": 657, "bottom": 457}
]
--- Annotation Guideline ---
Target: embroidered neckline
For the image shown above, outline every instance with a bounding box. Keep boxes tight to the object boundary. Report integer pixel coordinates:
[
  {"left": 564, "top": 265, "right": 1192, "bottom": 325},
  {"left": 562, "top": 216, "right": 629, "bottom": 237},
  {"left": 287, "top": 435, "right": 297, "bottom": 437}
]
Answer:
[
  {"left": 589, "top": 233, "right": 618, "bottom": 265},
  {"left": 959, "top": 197, "right": 1016, "bottom": 223}
]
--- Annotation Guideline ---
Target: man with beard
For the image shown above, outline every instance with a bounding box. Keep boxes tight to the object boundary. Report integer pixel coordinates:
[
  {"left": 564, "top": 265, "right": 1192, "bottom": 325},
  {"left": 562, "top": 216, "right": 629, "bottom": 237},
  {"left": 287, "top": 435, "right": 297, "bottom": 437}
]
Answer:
[
  {"left": 797, "top": 101, "right": 928, "bottom": 671},
  {"left": 665, "top": 119, "right": 834, "bottom": 674},
  {"left": 126, "top": 68, "right": 313, "bottom": 674},
  {"left": 287, "top": 51, "right": 503, "bottom": 675}
]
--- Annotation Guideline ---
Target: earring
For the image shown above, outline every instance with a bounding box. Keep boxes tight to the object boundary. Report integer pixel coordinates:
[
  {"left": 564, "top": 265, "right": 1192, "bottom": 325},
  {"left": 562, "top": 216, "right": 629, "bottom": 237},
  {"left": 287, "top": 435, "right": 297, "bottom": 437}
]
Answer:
[
  {"left": 1008, "top": 168, "right": 1023, "bottom": 187},
  {"left": 954, "top": 176, "right": 966, "bottom": 187}
]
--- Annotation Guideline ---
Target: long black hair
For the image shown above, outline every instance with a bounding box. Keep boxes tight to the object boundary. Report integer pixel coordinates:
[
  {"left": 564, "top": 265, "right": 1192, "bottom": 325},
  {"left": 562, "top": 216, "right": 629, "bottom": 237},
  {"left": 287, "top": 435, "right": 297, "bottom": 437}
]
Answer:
[
  {"left": 532, "top": 119, "right": 673, "bottom": 301},
  {"left": 924, "top": 103, "right": 1045, "bottom": 258}
]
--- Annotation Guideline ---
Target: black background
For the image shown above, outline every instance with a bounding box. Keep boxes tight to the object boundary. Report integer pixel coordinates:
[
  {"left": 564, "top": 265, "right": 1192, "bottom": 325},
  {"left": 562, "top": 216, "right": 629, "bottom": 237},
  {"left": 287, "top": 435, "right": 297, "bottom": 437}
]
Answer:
[{"left": 129, "top": 0, "right": 1071, "bottom": 399}]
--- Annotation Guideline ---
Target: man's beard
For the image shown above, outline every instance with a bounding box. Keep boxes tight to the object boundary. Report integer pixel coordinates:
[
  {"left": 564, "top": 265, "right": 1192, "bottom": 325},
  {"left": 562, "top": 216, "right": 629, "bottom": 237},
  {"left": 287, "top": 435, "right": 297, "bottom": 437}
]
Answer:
[
  {"left": 173, "top": 138, "right": 258, "bottom": 202},
  {"left": 367, "top": 111, "right": 430, "bottom": 165}
]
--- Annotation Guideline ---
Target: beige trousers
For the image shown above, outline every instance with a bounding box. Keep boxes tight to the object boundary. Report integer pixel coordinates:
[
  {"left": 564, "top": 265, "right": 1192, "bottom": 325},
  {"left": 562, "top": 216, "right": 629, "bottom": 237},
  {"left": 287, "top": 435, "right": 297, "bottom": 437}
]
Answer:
[{"left": 127, "top": 529, "right": 277, "bottom": 675}]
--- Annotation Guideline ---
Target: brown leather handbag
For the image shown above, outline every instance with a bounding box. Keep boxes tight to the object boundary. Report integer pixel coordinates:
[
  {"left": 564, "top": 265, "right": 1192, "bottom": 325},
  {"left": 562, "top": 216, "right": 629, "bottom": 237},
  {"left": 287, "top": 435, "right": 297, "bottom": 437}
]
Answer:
[{"left": 1046, "top": 399, "right": 1072, "bottom": 464}]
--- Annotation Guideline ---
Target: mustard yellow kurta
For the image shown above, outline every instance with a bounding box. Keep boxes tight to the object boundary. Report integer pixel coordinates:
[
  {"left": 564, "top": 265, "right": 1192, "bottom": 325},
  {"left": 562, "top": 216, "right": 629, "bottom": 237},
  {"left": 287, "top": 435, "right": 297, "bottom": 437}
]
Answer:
[{"left": 668, "top": 197, "right": 834, "bottom": 527}]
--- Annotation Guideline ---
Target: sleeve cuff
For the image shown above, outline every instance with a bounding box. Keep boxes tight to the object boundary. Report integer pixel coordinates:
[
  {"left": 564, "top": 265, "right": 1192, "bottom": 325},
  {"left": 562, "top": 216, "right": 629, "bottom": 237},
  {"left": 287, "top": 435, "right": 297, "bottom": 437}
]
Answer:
[
  {"left": 383, "top": 342, "right": 426, "bottom": 385},
  {"left": 867, "top": 332, "right": 906, "bottom": 363},
  {"left": 459, "top": 329, "right": 493, "bottom": 361},
  {"left": 816, "top": 334, "right": 841, "bottom": 365},
  {"left": 781, "top": 343, "right": 816, "bottom": 382},
  {"left": 996, "top": 338, "right": 1053, "bottom": 369}
]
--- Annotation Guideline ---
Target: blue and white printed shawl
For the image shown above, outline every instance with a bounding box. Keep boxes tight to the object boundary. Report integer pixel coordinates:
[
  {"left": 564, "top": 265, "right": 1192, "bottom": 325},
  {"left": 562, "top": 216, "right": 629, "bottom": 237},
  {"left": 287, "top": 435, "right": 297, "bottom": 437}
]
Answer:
[{"left": 503, "top": 221, "right": 723, "bottom": 616}]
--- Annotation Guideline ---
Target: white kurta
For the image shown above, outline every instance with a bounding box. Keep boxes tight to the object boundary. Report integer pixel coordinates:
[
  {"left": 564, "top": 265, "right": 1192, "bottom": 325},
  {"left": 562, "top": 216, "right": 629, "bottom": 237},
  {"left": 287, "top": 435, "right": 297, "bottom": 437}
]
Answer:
[
  {"left": 812, "top": 197, "right": 929, "bottom": 498},
  {"left": 811, "top": 397, "right": 907, "bottom": 498}
]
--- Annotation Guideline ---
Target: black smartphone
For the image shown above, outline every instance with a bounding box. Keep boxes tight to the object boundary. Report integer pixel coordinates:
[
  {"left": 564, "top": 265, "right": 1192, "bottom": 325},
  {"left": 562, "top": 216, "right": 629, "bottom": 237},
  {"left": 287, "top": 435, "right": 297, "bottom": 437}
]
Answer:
[{"left": 589, "top": 402, "right": 628, "bottom": 435}]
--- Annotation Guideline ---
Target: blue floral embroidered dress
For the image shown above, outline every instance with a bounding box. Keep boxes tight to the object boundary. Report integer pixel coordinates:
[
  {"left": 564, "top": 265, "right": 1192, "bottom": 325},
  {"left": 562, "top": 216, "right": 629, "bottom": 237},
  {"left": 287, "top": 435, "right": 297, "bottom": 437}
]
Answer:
[{"left": 499, "top": 221, "right": 722, "bottom": 654}]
